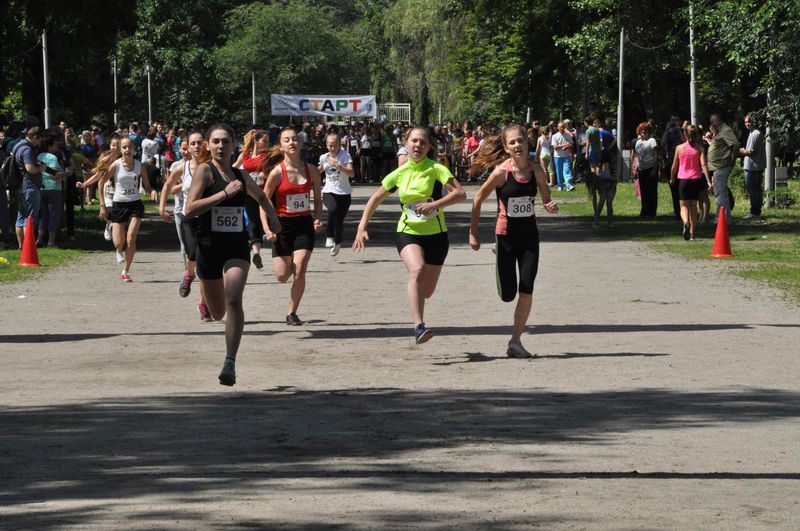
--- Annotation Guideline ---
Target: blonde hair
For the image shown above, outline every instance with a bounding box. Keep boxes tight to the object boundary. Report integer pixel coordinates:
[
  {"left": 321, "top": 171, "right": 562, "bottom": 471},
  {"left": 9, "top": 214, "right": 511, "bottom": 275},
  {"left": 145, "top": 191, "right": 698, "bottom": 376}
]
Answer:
[{"left": 469, "top": 124, "right": 526, "bottom": 177}]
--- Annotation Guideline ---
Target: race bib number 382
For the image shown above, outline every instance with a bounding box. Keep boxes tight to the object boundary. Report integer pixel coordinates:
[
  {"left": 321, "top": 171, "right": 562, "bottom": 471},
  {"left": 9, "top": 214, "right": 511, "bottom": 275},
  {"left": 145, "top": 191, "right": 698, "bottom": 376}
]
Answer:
[
  {"left": 507, "top": 196, "right": 534, "bottom": 217},
  {"left": 212, "top": 206, "right": 243, "bottom": 232}
]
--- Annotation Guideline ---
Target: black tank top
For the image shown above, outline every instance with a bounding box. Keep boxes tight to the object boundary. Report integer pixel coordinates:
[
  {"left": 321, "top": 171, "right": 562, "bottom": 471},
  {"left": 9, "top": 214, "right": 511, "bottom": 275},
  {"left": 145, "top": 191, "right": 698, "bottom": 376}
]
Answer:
[
  {"left": 197, "top": 163, "right": 248, "bottom": 244},
  {"left": 495, "top": 159, "right": 537, "bottom": 235}
]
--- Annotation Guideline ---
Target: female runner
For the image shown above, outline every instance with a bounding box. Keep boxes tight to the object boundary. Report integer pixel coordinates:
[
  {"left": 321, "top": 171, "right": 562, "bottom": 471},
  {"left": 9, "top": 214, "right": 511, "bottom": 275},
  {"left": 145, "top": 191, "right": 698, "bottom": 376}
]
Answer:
[
  {"left": 260, "top": 127, "right": 323, "bottom": 326},
  {"left": 670, "top": 123, "right": 712, "bottom": 240},
  {"left": 353, "top": 126, "right": 466, "bottom": 343},
  {"left": 318, "top": 133, "right": 355, "bottom": 256},
  {"left": 159, "top": 132, "right": 215, "bottom": 320},
  {"left": 233, "top": 129, "right": 270, "bottom": 269},
  {"left": 77, "top": 135, "right": 121, "bottom": 244},
  {"left": 469, "top": 125, "right": 558, "bottom": 357},
  {"left": 98, "top": 137, "right": 155, "bottom": 281},
  {"left": 184, "top": 123, "right": 281, "bottom": 386}
]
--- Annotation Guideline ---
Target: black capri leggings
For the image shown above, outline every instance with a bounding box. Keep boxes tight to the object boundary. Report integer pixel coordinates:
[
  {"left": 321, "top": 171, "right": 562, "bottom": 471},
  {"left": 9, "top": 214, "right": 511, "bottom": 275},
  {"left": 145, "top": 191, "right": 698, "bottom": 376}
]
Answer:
[
  {"left": 495, "top": 225, "right": 540, "bottom": 303},
  {"left": 323, "top": 192, "right": 351, "bottom": 244},
  {"left": 244, "top": 195, "right": 264, "bottom": 246}
]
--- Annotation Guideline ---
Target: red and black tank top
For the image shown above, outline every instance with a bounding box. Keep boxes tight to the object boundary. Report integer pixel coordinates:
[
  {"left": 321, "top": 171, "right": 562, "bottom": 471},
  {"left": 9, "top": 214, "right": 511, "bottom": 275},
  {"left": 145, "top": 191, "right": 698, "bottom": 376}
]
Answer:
[
  {"left": 274, "top": 162, "right": 312, "bottom": 218},
  {"left": 495, "top": 159, "right": 537, "bottom": 235}
]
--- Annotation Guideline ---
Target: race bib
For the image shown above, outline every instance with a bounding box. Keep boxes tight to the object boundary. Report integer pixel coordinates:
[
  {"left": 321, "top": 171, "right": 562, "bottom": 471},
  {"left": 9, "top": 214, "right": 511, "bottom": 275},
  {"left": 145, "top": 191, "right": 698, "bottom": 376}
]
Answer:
[
  {"left": 212, "top": 206, "right": 243, "bottom": 232},
  {"left": 325, "top": 167, "right": 340, "bottom": 182},
  {"left": 286, "top": 193, "right": 310, "bottom": 213},
  {"left": 249, "top": 171, "right": 264, "bottom": 186},
  {"left": 507, "top": 196, "right": 534, "bottom": 217},
  {"left": 405, "top": 200, "right": 438, "bottom": 222}
]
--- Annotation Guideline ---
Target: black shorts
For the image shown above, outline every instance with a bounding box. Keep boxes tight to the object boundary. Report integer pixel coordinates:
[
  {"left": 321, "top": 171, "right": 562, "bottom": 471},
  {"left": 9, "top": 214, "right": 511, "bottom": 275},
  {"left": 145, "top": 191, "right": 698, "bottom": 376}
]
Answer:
[
  {"left": 272, "top": 216, "right": 315, "bottom": 257},
  {"left": 195, "top": 235, "right": 249, "bottom": 280},
  {"left": 178, "top": 216, "right": 199, "bottom": 261},
  {"left": 396, "top": 231, "right": 449, "bottom": 266},
  {"left": 496, "top": 224, "right": 540, "bottom": 302},
  {"left": 678, "top": 179, "right": 704, "bottom": 201},
  {"left": 108, "top": 200, "right": 145, "bottom": 223}
]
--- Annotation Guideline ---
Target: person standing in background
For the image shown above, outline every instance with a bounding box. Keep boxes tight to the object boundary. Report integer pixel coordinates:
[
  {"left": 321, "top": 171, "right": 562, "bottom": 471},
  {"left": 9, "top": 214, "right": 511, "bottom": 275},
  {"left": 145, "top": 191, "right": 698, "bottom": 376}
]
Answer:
[
  {"left": 740, "top": 114, "right": 766, "bottom": 221},
  {"left": 662, "top": 113, "right": 685, "bottom": 220},
  {"left": 707, "top": 114, "right": 739, "bottom": 225}
]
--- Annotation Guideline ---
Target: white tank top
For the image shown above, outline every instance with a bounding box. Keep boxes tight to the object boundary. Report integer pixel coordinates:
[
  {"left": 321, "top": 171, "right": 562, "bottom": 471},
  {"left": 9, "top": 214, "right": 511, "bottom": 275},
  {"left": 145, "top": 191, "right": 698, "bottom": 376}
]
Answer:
[
  {"left": 112, "top": 159, "right": 142, "bottom": 203},
  {"left": 178, "top": 160, "right": 194, "bottom": 215}
]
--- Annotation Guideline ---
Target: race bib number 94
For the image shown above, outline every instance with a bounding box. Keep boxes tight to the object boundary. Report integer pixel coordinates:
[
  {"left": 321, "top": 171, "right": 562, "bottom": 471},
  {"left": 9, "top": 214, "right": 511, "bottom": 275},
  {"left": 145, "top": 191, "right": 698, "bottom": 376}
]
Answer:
[
  {"left": 212, "top": 206, "right": 243, "bottom": 232},
  {"left": 507, "top": 196, "right": 534, "bottom": 217},
  {"left": 286, "top": 193, "right": 310, "bottom": 213},
  {"left": 405, "top": 200, "right": 438, "bottom": 222}
]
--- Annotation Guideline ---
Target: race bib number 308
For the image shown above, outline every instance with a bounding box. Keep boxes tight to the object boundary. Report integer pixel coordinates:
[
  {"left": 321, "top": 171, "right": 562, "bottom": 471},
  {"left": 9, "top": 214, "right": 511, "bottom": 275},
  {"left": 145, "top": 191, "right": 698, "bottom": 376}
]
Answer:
[
  {"left": 286, "top": 193, "right": 310, "bottom": 213},
  {"left": 507, "top": 196, "right": 534, "bottom": 217},
  {"left": 212, "top": 206, "right": 243, "bottom": 232}
]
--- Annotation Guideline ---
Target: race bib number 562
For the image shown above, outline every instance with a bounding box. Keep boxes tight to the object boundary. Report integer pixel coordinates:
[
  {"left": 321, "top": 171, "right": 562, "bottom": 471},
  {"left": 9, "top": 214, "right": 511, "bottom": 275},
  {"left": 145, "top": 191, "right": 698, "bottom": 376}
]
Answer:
[{"left": 212, "top": 206, "right": 243, "bottom": 232}]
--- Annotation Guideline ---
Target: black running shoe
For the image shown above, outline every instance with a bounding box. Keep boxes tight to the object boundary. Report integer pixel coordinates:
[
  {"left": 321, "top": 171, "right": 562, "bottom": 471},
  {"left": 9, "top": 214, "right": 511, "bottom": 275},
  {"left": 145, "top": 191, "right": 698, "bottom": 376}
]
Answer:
[
  {"left": 414, "top": 323, "right": 433, "bottom": 344},
  {"left": 218, "top": 360, "right": 236, "bottom": 386},
  {"left": 286, "top": 313, "right": 303, "bottom": 326},
  {"left": 682, "top": 223, "right": 691, "bottom": 241},
  {"left": 252, "top": 253, "right": 263, "bottom": 269}
]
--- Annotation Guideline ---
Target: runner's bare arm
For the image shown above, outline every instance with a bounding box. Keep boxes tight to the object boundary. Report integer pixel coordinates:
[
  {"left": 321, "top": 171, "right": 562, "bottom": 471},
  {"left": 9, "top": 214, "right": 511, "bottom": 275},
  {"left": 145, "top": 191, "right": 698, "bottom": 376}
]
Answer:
[
  {"left": 308, "top": 164, "right": 323, "bottom": 231},
  {"left": 184, "top": 164, "right": 235, "bottom": 218},
  {"left": 243, "top": 177, "right": 281, "bottom": 236},
  {"left": 159, "top": 163, "right": 184, "bottom": 222}
]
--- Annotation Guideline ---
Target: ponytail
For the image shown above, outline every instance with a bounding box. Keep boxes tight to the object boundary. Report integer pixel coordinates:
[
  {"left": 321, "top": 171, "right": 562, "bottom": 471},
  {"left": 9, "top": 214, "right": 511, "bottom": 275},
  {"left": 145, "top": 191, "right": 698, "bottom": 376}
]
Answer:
[{"left": 469, "top": 124, "right": 526, "bottom": 177}]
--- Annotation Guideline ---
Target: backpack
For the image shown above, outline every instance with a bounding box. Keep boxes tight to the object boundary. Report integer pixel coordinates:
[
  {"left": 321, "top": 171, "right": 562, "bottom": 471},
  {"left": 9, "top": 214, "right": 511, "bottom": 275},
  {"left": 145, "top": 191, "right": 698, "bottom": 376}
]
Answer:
[{"left": 0, "top": 143, "right": 23, "bottom": 190}]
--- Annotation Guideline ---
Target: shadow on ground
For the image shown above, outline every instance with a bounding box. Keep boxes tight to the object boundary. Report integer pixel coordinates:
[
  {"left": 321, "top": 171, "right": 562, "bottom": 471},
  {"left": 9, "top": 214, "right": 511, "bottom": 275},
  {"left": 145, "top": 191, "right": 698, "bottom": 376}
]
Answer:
[{"left": 2, "top": 387, "right": 799, "bottom": 526}]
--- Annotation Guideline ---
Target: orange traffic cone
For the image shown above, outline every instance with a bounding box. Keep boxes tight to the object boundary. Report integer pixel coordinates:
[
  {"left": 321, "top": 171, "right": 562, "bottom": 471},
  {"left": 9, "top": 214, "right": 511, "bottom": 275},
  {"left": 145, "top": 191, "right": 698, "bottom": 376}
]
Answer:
[
  {"left": 711, "top": 206, "right": 734, "bottom": 258},
  {"left": 18, "top": 215, "right": 41, "bottom": 267}
]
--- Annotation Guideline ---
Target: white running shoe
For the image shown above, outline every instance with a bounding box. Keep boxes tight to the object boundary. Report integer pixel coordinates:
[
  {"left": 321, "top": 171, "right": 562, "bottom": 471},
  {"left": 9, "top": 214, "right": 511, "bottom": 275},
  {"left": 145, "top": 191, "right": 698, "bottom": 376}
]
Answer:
[
  {"left": 104, "top": 224, "right": 112, "bottom": 241},
  {"left": 507, "top": 340, "right": 534, "bottom": 359},
  {"left": 330, "top": 243, "right": 341, "bottom": 256},
  {"left": 115, "top": 250, "right": 125, "bottom": 264},
  {"left": 325, "top": 237, "right": 334, "bottom": 248}
]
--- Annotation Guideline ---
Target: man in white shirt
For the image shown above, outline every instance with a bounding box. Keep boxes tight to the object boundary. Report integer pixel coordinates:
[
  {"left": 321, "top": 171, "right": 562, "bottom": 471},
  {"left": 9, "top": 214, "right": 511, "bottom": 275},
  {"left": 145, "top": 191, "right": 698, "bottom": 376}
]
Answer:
[{"left": 551, "top": 122, "right": 575, "bottom": 191}]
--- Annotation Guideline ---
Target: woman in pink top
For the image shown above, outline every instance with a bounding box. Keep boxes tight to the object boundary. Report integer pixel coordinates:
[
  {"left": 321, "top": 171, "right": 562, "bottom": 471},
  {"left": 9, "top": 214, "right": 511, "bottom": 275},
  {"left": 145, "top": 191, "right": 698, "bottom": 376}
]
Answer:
[{"left": 670, "top": 123, "right": 712, "bottom": 240}]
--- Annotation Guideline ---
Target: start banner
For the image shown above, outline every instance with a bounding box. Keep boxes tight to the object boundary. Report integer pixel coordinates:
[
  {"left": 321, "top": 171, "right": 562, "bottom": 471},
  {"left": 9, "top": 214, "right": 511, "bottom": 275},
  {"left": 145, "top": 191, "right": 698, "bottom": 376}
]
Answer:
[{"left": 270, "top": 94, "right": 377, "bottom": 118}]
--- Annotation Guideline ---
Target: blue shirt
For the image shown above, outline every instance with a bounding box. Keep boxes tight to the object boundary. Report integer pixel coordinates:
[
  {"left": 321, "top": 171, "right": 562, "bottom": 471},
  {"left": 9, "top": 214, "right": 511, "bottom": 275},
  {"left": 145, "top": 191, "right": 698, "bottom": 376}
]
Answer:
[{"left": 15, "top": 140, "right": 42, "bottom": 188}]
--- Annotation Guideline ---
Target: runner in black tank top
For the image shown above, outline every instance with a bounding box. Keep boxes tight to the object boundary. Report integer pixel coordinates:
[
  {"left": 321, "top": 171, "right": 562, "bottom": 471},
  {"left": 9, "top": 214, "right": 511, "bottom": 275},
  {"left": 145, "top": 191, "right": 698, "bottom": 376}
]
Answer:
[
  {"left": 184, "top": 123, "right": 282, "bottom": 387},
  {"left": 469, "top": 125, "right": 558, "bottom": 359}
]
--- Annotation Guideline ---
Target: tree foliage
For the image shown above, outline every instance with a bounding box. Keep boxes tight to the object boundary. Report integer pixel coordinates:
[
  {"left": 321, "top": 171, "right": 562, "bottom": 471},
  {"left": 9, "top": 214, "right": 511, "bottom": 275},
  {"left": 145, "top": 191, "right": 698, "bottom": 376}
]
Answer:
[{"left": 0, "top": 0, "right": 796, "bottom": 141}]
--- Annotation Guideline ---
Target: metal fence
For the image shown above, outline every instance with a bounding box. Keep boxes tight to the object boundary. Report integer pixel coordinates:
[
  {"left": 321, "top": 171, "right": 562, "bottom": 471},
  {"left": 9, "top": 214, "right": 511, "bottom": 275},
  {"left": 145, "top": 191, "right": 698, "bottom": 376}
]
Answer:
[{"left": 378, "top": 103, "right": 411, "bottom": 123}]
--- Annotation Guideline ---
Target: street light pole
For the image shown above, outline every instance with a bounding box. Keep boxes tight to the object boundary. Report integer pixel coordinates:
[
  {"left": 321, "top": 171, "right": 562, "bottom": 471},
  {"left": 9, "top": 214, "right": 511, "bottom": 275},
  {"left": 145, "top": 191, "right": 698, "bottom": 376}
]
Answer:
[
  {"left": 689, "top": 1, "right": 698, "bottom": 125},
  {"left": 113, "top": 58, "right": 118, "bottom": 126},
  {"left": 251, "top": 72, "right": 257, "bottom": 126},
  {"left": 146, "top": 65, "right": 152, "bottom": 124},
  {"left": 616, "top": 27, "right": 625, "bottom": 180},
  {"left": 42, "top": 30, "right": 51, "bottom": 129}
]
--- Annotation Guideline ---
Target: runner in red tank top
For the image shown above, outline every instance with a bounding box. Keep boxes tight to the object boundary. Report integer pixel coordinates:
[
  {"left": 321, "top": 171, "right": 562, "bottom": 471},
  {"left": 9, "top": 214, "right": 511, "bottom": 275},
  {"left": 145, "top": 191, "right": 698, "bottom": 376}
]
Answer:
[
  {"left": 233, "top": 129, "right": 270, "bottom": 268},
  {"left": 261, "top": 127, "right": 323, "bottom": 326}
]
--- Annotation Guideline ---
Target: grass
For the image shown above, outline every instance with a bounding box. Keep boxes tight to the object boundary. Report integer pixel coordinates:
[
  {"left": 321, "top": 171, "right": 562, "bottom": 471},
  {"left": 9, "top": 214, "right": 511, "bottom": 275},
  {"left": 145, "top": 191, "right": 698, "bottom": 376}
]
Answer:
[
  {"left": 0, "top": 198, "right": 162, "bottom": 284},
  {"left": 553, "top": 176, "right": 800, "bottom": 303}
]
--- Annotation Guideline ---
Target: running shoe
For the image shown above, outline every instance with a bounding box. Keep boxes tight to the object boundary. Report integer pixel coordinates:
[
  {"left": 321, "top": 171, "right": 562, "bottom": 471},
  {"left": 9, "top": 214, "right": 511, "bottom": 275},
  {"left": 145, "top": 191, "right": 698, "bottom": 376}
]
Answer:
[
  {"left": 218, "top": 359, "right": 236, "bottom": 386},
  {"left": 252, "top": 253, "right": 263, "bottom": 269},
  {"left": 743, "top": 213, "right": 754, "bottom": 220},
  {"left": 286, "top": 313, "right": 303, "bottom": 326},
  {"left": 567, "top": 185, "right": 575, "bottom": 192},
  {"left": 414, "top": 323, "right": 433, "bottom": 344},
  {"left": 179, "top": 273, "right": 194, "bottom": 297},
  {"left": 115, "top": 250, "right": 125, "bottom": 264},
  {"left": 682, "top": 223, "right": 691, "bottom": 241},
  {"left": 104, "top": 224, "right": 112, "bottom": 241},
  {"left": 121, "top": 272, "right": 132, "bottom": 282},
  {"left": 325, "top": 237, "right": 334, "bottom": 248},
  {"left": 507, "top": 340, "right": 533, "bottom": 358},
  {"left": 198, "top": 303, "right": 213, "bottom": 322},
  {"left": 689, "top": 235, "right": 696, "bottom": 241},
  {"left": 330, "top": 243, "right": 341, "bottom": 256}
]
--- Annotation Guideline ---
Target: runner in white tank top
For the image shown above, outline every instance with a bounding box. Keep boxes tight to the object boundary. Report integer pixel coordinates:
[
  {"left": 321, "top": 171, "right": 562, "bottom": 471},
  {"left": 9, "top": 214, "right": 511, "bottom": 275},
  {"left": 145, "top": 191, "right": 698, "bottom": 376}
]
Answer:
[{"left": 100, "top": 137, "right": 154, "bottom": 282}]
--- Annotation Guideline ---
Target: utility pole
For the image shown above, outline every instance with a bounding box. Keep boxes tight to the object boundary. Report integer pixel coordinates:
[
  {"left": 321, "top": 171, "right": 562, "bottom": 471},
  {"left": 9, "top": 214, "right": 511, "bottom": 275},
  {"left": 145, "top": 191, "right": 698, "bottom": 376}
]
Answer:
[
  {"left": 42, "top": 30, "right": 51, "bottom": 129},
  {"left": 251, "top": 72, "right": 257, "bottom": 126},
  {"left": 113, "top": 58, "right": 118, "bottom": 126},
  {"left": 689, "top": 1, "right": 698, "bottom": 125},
  {"left": 146, "top": 65, "right": 152, "bottom": 124},
  {"left": 616, "top": 27, "right": 625, "bottom": 180}
]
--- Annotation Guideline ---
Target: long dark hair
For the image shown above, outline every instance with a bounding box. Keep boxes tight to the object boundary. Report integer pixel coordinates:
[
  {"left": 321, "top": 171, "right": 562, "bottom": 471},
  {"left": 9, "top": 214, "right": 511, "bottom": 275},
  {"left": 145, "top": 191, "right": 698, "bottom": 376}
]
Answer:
[{"left": 469, "top": 124, "right": 526, "bottom": 177}]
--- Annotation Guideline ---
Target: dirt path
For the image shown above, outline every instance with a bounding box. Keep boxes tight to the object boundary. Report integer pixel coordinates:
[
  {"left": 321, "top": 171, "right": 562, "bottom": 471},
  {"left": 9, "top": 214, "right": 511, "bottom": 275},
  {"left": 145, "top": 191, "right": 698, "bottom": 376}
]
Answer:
[{"left": 2, "top": 187, "right": 799, "bottom": 529}]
